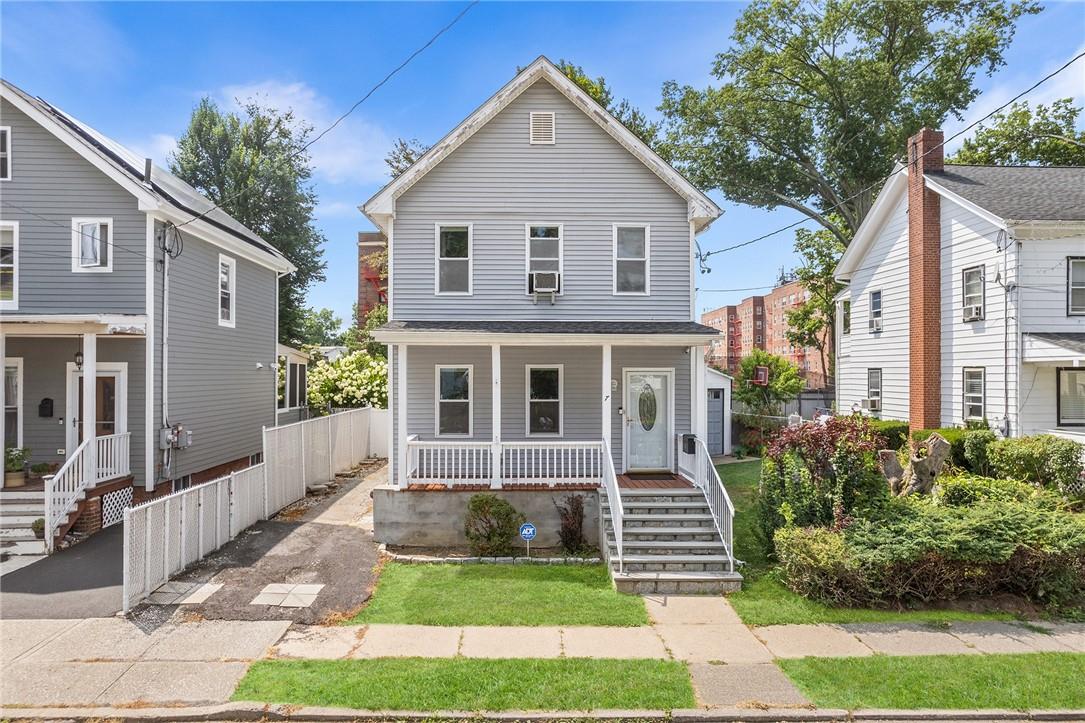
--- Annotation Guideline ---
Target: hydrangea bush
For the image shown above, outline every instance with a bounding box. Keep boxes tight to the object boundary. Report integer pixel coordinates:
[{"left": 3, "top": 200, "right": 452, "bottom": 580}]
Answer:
[{"left": 306, "top": 351, "right": 388, "bottom": 410}]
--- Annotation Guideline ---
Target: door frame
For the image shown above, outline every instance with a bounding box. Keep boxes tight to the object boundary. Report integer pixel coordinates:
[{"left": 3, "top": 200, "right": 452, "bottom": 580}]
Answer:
[
  {"left": 621, "top": 367, "right": 675, "bottom": 473},
  {"left": 64, "top": 361, "right": 128, "bottom": 454}
]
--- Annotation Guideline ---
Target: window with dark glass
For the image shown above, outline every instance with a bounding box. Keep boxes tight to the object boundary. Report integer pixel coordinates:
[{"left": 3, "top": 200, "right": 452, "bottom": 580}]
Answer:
[
  {"left": 527, "top": 366, "right": 561, "bottom": 436},
  {"left": 437, "top": 366, "right": 471, "bottom": 435}
]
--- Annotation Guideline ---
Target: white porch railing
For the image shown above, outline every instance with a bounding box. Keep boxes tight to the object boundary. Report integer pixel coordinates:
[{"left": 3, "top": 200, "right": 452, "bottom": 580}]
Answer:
[
  {"left": 500, "top": 441, "right": 603, "bottom": 485},
  {"left": 404, "top": 439, "right": 605, "bottom": 487},
  {"left": 408, "top": 439, "right": 493, "bottom": 485},
  {"left": 680, "top": 436, "right": 735, "bottom": 571},
  {"left": 599, "top": 439, "right": 623, "bottom": 573},
  {"left": 44, "top": 431, "right": 131, "bottom": 552}
]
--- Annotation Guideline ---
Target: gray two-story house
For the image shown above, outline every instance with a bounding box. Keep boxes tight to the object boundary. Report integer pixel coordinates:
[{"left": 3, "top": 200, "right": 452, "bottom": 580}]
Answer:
[
  {"left": 365, "top": 58, "right": 739, "bottom": 593},
  {"left": 0, "top": 79, "right": 294, "bottom": 555}
]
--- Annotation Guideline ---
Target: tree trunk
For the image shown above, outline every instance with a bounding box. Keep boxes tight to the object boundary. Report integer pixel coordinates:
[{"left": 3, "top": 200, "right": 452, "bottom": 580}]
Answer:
[{"left": 880, "top": 433, "right": 952, "bottom": 496}]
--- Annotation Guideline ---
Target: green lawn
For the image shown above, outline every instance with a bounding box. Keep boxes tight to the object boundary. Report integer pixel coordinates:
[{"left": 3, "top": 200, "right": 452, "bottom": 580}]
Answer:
[
  {"left": 234, "top": 658, "right": 695, "bottom": 711},
  {"left": 348, "top": 563, "right": 648, "bottom": 626},
  {"left": 719, "top": 459, "right": 1012, "bottom": 626},
  {"left": 779, "top": 653, "right": 1085, "bottom": 709}
]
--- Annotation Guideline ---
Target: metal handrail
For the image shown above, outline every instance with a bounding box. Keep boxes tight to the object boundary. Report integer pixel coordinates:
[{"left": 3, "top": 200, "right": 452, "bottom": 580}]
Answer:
[{"left": 692, "top": 437, "right": 735, "bottom": 572}]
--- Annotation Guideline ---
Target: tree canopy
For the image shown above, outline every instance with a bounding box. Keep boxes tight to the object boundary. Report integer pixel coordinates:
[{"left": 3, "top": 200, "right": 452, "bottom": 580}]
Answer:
[
  {"left": 784, "top": 227, "right": 846, "bottom": 387},
  {"left": 948, "top": 98, "right": 1085, "bottom": 166},
  {"left": 293, "top": 306, "right": 345, "bottom": 347},
  {"left": 734, "top": 349, "right": 805, "bottom": 419},
  {"left": 170, "top": 98, "right": 327, "bottom": 343},
  {"left": 659, "top": 0, "right": 1040, "bottom": 245}
]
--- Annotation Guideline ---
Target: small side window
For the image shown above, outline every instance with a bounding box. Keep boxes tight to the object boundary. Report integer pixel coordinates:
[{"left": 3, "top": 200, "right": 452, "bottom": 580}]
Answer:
[
  {"left": 868, "top": 291, "right": 882, "bottom": 332},
  {"left": 436, "top": 224, "right": 471, "bottom": 295},
  {"left": 613, "top": 225, "right": 649, "bottom": 295},
  {"left": 962, "top": 266, "right": 985, "bottom": 321},
  {"left": 841, "top": 300, "right": 851, "bottom": 335},
  {"left": 218, "top": 254, "right": 236, "bottom": 328},
  {"left": 1069, "top": 257, "right": 1085, "bottom": 316},
  {"left": 963, "top": 367, "right": 985, "bottom": 421},
  {"left": 0, "top": 127, "right": 10, "bottom": 180},
  {"left": 71, "top": 218, "right": 112, "bottom": 273}
]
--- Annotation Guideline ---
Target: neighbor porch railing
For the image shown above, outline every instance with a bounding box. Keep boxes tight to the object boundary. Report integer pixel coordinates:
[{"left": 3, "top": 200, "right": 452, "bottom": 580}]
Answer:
[
  {"left": 404, "top": 438, "right": 604, "bottom": 488},
  {"left": 680, "top": 436, "right": 735, "bottom": 571},
  {"left": 44, "top": 431, "right": 131, "bottom": 551}
]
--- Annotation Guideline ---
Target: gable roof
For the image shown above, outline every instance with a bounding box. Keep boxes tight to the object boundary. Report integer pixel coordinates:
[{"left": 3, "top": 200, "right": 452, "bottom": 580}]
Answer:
[
  {"left": 926, "top": 165, "right": 1085, "bottom": 222},
  {"left": 834, "top": 168, "right": 908, "bottom": 281},
  {"left": 1, "top": 79, "right": 295, "bottom": 273},
  {"left": 362, "top": 56, "right": 721, "bottom": 233}
]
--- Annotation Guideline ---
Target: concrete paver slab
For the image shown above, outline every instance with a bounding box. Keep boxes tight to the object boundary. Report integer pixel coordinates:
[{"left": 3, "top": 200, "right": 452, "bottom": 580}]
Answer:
[
  {"left": 949, "top": 622, "right": 1073, "bottom": 654},
  {"left": 689, "top": 662, "right": 810, "bottom": 708},
  {"left": 754, "top": 624, "right": 872, "bottom": 659},
  {"left": 0, "top": 661, "right": 130, "bottom": 705},
  {"left": 293, "top": 584, "right": 324, "bottom": 595},
  {"left": 561, "top": 626, "right": 669, "bottom": 659},
  {"left": 281, "top": 592, "right": 319, "bottom": 607},
  {"left": 180, "top": 583, "right": 223, "bottom": 605},
  {"left": 272, "top": 626, "right": 362, "bottom": 659},
  {"left": 24, "top": 618, "right": 169, "bottom": 662},
  {"left": 844, "top": 624, "right": 979, "bottom": 656},
  {"left": 97, "top": 661, "right": 248, "bottom": 705},
  {"left": 251, "top": 591, "right": 288, "bottom": 605},
  {"left": 643, "top": 595, "right": 742, "bottom": 625},
  {"left": 353, "top": 624, "right": 460, "bottom": 658},
  {"left": 655, "top": 623, "right": 773, "bottom": 663},
  {"left": 460, "top": 625, "right": 562, "bottom": 658},
  {"left": 142, "top": 620, "right": 290, "bottom": 661},
  {"left": 0, "top": 619, "right": 80, "bottom": 663}
]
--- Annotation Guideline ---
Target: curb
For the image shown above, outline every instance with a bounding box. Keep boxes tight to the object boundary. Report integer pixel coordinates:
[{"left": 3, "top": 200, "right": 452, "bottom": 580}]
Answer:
[
  {"left": 378, "top": 542, "right": 601, "bottom": 565},
  {"left": 3, "top": 704, "right": 1085, "bottom": 722}
]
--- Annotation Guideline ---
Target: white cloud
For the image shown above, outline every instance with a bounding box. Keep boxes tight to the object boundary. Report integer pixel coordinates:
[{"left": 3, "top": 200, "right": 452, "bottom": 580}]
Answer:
[
  {"left": 126, "top": 134, "right": 178, "bottom": 168},
  {"left": 216, "top": 80, "right": 391, "bottom": 186},
  {"left": 1, "top": 4, "right": 132, "bottom": 81},
  {"left": 314, "top": 200, "right": 363, "bottom": 219}
]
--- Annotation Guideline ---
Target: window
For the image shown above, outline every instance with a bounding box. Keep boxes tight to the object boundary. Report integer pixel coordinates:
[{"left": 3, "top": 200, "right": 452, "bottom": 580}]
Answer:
[
  {"left": 869, "top": 290, "right": 882, "bottom": 332},
  {"left": 4, "top": 358, "right": 22, "bottom": 447},
  {"left": 218, "top": 254, "right": 236, "bottom": 327},
  {"left": 288, "top": 362, "right": 307, "bottom": 409},
  {"left": 526, "top": 365, "right": 562, "bottom": 436},
  {"left": 613, "top": 224, "right": 649, "bottom": 294},
  {"left": 71, "top": 217, "right": 112, "bottom": 272},
  {"left": 1069, "top": 257, "right": 1085, "bottom": 315},
  {"left": 963, "top": 368, "right": 985, "bottom": 421},
  {"left": 529, "top": 112, "right": 556, "bottom": 144},
  {"left": 842, "top": 300, "right": 851, "bottom": 334},
  {"left": 436, "top": 366, "right": 472, "bottom": 436},
  {"left": 1058, "top": 368, "right": 1085, "bottom": 426},
  {"left": 436, "top": 224, "right": 471, "bottom": 295},
  {"left": 962, "top": 266, "right": 985, "bottom": 320},
  {"left": 526, "top": 224, "right": 562, "bottom": 293},
  {"left": 0, "top": 127, "right": 10, "bottom": 180},
  {"left": 867, "top": 369, "right": 882, "bottom": 401},
  {"left": 0, "top": 221, "right": 16, "bottom": 309}
]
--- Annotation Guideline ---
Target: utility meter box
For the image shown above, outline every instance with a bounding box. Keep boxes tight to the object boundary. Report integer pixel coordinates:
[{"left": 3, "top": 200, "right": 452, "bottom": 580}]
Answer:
[{"left": 682, "top": 434, "right": 697, "bottom": 455}]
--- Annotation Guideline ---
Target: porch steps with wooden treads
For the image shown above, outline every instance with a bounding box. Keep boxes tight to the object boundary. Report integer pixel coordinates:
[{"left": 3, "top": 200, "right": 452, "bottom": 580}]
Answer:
[
  {"left": 0, "top": 488, "right": 47, "bottom": 556},
  {"left": 603, "top": 487, "right": 742, "bottom": 594}
]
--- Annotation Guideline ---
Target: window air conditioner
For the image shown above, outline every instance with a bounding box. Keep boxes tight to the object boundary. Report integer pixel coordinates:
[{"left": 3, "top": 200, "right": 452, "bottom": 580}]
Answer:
[
  {"left": 531, "top": 271, "right": 560, "bottom": 304},
  {"left": 869, "top": 317, "right": 883, "bottom": 332},
  {"left": 861, "top": 398, "right": 881, "bottom": 412},
  {"left": 963, "top": 305, "right": 983, "bottom": 321}
]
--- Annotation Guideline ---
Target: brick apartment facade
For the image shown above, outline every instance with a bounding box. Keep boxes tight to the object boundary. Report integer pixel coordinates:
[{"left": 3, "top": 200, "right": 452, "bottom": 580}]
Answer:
[{"left": 357, "top": 231, "right": 388, "bottom": 324}]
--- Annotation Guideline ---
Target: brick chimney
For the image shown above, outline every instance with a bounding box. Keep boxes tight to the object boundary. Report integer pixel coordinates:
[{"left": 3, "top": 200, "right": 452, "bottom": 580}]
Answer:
[
  {"left": 907, "top": 128, "right": 943, "bottom": 431},
  {"left": 357, "top": 231, "right": 387, "bottom": 325}
]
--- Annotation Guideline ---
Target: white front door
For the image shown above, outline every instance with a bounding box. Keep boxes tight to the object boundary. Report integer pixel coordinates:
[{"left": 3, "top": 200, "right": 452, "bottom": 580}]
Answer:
[
  {"left": 624, "top": 370, "right": 673, "bottom": 471},
  {"left": 64, "top": 362, "right": 127, "bottom": 454}
]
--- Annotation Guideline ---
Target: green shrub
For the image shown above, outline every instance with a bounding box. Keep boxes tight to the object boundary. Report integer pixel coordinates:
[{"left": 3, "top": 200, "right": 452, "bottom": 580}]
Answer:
[
  {"left": 934, "top": 474, "right": 1063, "bottom": 510},
  {"left": 962, "top": 429, "right": 997, "bottom": 476},
  {"left": 464, "top": 494, "right": 525, "bottom": 557},
  {"left": 988, "top": 435, "right": 1084, "bottom": 495},
  {"left": 911, "top": 428, "right": 969, "bottom": 469},
  {"left": 775, "top": 500, "right": 1085, "bottom": 605},
  {"left": 869, "top": 420, "right": 909, "bottom": 450}
]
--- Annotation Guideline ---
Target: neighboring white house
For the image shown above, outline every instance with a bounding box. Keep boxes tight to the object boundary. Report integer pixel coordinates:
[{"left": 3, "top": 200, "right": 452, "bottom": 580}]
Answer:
[{"left": 835, "top": 128, "right": 1085, "bottom": 450}]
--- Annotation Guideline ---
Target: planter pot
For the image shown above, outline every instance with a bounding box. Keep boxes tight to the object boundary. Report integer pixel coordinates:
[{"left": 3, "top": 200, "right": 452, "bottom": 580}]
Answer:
[
  {"left": 4, "top": 470, "right": 26, "bottom": 488},
  {"left": 32, "top": 527, "right": 45, "bottom": 540}
]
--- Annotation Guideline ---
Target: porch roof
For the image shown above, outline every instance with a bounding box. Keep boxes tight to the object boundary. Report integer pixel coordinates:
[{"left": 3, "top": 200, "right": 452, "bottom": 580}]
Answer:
[
  {"left": 374, "top": 320, "right": 721, "bottom": 346},
  {"left": 1023, "top": 332, "right": 1085, "bottom": 363}
]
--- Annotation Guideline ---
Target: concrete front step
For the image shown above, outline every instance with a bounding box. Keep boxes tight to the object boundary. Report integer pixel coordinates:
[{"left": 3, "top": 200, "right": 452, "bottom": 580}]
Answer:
[
  {"left": 610, "top": 503, "right": 711, "bottom": 515},
  {"left": 617, "top": 554, "right": 733, "bottom": 572},
  {"left": 0, "top": 538, "right": 46, "bottom": 555},
  {"left": 0, "top": 490, "right": 46, "bottom": 501},
  {"left": 0, "top": 527, "right": 40, "bottom": 540},
  {"left": 612, "top": 570, "right": 743, "bottom": 594},
  {"left": 614, "top": 513, "right": 716, "bottom": 528},
  {"left": 0, "top": 503, "right": 45, "bottom": 515},
  {"left": 617, "top": 527, "right": 719, "bottom": 542},
  {"left": 0, "top": 515, "right": 43, "bottom": 527},
  {"left": 610, "top": 539, "right": 726, "bottom": 552}
]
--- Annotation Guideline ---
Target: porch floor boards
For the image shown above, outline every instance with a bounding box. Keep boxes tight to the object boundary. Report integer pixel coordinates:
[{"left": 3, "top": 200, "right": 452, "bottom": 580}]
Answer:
[{"left": 617, "top": 474, "right": 692, "bottom": 489}]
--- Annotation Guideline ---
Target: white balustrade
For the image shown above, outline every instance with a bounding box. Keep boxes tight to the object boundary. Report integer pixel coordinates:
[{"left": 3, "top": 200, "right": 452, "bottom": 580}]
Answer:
[{"left": 44, "top": 432, "right": 131, "bottom": 552}]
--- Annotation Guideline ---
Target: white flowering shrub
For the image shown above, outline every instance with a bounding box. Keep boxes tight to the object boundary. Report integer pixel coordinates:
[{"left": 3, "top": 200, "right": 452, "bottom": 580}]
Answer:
[{"left": 307, "top": 351, "right": 388, "bottom": 409}]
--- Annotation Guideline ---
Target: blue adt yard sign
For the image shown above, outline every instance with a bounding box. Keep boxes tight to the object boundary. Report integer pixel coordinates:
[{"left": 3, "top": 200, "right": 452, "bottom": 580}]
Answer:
[{"left": 519, "top": 523, "right": 537, "bottom": 541}]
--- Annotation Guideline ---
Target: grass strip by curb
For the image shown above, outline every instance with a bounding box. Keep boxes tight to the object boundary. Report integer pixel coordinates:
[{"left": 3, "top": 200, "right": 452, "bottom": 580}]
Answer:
[
  {"left": 779, "top": 652, "right": 1085, "bottom": 709},
  {"left": 348, "top": 563, "right": 648, "bottom": 626},
  {"left": 234, "top": 658, "right": 695, "bottom": 711}
]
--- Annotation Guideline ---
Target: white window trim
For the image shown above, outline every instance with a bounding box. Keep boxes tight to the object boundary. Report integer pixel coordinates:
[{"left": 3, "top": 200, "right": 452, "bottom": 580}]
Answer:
[
  {"left": 528, "top": 111, "right": 556, "bottom": 145},
  {"left": 869, "top": 290, "right": 883, "bottom": 332},
  {"left": 434, "top": 364, "right": 473, "bottom": 438},
  {"left": 0, "top": 220, "right": 18, "bottom": 311},
  {"left": 1069, "top": 257, "right": 1085, "bottom": 316},
  {"left": 841, "top": 299, "right": 851, "bottom": 335},
  {"left": 433, "top": 223, "right": 473, "bottom": 296},
  {"left": 867, "top": 368, "right": 882, "bottom": 400},
  {"left": 524, "top": 223, "right": 564, "bottom": 296},
  {"left": 4, "top": 357, "right": 23, "bottom": 448},
  {"left": 218, "top": 253, "right": 237, "bottom": 328},
  {"left": 71, "top": 217, "right": 113, "bottom": 273},
  {"left": 525, "top": 364, "right": 563, "bottom": 438},
  {"left": 963, "top": 367, "right": 985, "bottom": 421},
  {"left": 279, "top": 357, "right": 309, "bottom": 411},
  {"left": 962, "top": 265, "right": 985, "bottom": 320},
  {"left": 1058, "top": 368, "right": 1085, "bottom": 426},
  {"left": 0, "top": 126, "right": 11, "bottom": 181},
  {"left": 612, "top": 223, "right": 651, "bottom": 296}
]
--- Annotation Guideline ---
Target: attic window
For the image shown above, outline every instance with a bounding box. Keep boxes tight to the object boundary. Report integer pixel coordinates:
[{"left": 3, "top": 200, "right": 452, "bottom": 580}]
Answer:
[{"left": 529, "top": 112, "right": 555, "bottom": 145}]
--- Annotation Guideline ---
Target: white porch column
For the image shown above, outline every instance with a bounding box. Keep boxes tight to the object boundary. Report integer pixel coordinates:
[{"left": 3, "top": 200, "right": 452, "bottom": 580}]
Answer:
[
  {"left": 82, "top": 332, "right": 97, "bottom": 484},
  {"left": 0, "top": 330, "right": 6, "bottom": 489},
  {"left": 601, "top": 344, "right": 612, "bottom": 451},
  {"left": 491, "top": 344, "right": 502, "bottom": 489},
  {"left": 693, "top": 345, "right": 707, "bottom": 442},
  {"left": 396, "top": 344, "right": 408, "bottom": 489}
]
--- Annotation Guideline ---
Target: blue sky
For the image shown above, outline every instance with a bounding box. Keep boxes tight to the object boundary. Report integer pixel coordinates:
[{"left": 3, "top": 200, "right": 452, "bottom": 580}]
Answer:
[{"left": 3, "top": 1, "right": 1083, "bottom": 328}]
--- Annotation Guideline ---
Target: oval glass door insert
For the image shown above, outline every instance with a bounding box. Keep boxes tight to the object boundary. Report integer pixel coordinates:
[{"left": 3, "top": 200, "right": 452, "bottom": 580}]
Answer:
[{"left": 638, "top": 383, "right": 658, "bottom": 431}]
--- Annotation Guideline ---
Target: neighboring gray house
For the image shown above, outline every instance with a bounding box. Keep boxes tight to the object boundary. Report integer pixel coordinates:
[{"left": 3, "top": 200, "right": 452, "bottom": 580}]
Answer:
[
  {"left": 365, "top": 58, "right": 740, "bottom": 592},
  {"left": 0, "top": 79, "right": 294, "bottom": 555}
]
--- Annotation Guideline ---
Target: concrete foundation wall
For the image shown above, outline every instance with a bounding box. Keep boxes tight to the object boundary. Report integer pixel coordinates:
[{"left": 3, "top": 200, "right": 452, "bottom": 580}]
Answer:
[{"left": 373, "top": 485, "right": 601, "bottom": 549}]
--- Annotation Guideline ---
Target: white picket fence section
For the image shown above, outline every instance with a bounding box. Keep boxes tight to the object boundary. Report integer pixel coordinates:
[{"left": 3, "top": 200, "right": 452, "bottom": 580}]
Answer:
[{"left": 122, "top": 407, "right": 387, "bottom": 612}]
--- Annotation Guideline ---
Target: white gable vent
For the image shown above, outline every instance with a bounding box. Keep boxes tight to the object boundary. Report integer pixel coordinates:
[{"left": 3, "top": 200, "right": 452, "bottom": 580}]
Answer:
[{"left": 529, "top": 112, "right": 555, "bottom": 145}]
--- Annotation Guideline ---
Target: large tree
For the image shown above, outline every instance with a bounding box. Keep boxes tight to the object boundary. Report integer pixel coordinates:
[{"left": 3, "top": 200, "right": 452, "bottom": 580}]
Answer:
[
  {"left": 659, "top": 0, "right": 1039, "bottom": 245},
  {"left": 170, "top": 98, "right": 327, "bottom": 343},
  {"left": 949, "top": 98, "right": 1085, "bottom": 166},
  {"left": 293, "top": 306, "right": 344, "bottom": 347}
]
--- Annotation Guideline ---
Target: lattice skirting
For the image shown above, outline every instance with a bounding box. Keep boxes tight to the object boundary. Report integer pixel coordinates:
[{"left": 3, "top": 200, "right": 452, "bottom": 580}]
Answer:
[{"left": 102, "top": 486, "right": 134, "bottom": 528}]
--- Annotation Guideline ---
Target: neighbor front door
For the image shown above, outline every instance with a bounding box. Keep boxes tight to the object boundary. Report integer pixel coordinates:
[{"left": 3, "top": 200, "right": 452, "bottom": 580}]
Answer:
[
  {"left": 624, "top": 370, "right": 672, "bottom": 471},
  {"left": 65, "top": 364, "right": 127, "bottom": 455}
]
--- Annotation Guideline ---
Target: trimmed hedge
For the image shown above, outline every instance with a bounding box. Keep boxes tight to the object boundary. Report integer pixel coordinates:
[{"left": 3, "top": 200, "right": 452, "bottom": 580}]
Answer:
[
  {"left": 869, "top": 420, "right": 909, "bottom": 450},
  {"left": 987, "top": 435, "right": 1084, "bottom": 496},
  {"left": 934, "top": 474, "right": 1064, "bottom": 510}
]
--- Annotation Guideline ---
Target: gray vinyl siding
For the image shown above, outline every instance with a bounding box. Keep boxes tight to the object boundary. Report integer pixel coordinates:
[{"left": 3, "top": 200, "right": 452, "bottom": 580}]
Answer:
[
  {"left": 5, "top": 336, "right": 146, "bottom": 488},
  {"left": 499, "top": 346, "right": 602, "bottom": 442},
  {"left": 405, "top": 345, "right": 493, "bottom": 441},
  {"left": 392, "top": 80, "right": 693, "bottom": 321},
  {"left": 0, "top": 99, "right": 146, "bottom": 314},
  {"left": 152, "top": 225, "right": 278, "bottom": 481}
]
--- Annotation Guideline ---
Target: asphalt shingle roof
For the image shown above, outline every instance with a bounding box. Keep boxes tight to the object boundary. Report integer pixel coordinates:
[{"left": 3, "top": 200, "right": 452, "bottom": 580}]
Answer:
[
  {"left": 380, "top": 320, "right": 720, "bottom": 335},
  {"left": 927, "top": 165, "right": 1085, "bottom": 221}
]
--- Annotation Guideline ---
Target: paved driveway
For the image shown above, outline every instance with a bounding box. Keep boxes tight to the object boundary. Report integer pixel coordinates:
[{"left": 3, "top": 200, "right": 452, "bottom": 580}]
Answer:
[{"left": 0, "top": 525, "right": 124, "bottom": 619}]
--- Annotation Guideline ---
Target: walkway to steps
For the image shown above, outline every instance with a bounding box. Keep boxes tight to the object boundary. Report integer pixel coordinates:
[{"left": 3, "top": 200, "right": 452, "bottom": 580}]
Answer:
[{"left": 604, "top": 485, "right": 741, "bottom": 594}]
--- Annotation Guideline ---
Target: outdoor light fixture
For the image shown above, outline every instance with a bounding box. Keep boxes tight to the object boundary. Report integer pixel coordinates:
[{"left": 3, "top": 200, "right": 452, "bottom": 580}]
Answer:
[{"left": 74, "top": 350, "right": 84, "bottom": 370}]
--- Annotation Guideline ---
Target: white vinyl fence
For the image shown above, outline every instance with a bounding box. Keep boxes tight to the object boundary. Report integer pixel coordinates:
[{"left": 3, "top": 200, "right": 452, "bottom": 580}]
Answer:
[{"left": 123, "top": 407, "right": 387, "bottom": 612}]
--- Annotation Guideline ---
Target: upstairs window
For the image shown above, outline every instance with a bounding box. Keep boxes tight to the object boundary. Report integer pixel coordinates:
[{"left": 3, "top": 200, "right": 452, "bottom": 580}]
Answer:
[
  {"left": 218, "top": 254, "right": 236, "bottom": 328},
  {"left": 1070, "top": 257, "right": 1085, "bottom": 315},
  {"left": 526, "top": 225, "right": 562, "bottom": 294},
  {"left": 71, "top": 218, "right": 112, "bottom": 272},
  {"left": 0, "top": 127, "right": 10, "bottom": 180},
  {"left": 842, "top": 300, "right": 851, "bottom": 334},
  {"left": 529, "top": 112, "right": 556, "bottom": 144},
  {"left": 869, "top": 290, "right": 883, "bottom": 332},
  {"left": 963, "top": 367, "right": 985, "bottom": 420},
  {"left": 436, "top": 366, "right": 472, "bottom": 436},
  {"left": 1058, "top": 368, "right": 1085, "bottom": 426},
  {"left": 613, "top": 224, "right": 649, "bottom": 295},
  {"left": 0, "top": 221, "right": 16, "bottom": 309},
  {"left": 963, "top": 266, "right": 985, "bottom": 320},
  {"left": 436, "top": 224, "right": 471, "bottom": 295},
  {"left": 526, "top": 365, "right": 562, "bottom": 436}
]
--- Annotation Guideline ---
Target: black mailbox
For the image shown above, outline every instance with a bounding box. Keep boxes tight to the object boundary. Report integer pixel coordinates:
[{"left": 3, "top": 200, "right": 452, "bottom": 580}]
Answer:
[
  {"left": 682, "top": 433, "right": 697, "bottom": 454},
  {"left": 38, "top": 398, "right": 54, "bottom": 417}
]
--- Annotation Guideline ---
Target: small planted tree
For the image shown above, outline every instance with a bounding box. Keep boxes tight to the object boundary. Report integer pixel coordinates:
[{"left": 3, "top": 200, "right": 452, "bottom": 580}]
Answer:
[
  {"left": 464, "top": 494, "right": 525, "bottom": 557},
  {"left": 733, "top": 350, "right": 804, "bottom": 452}
]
